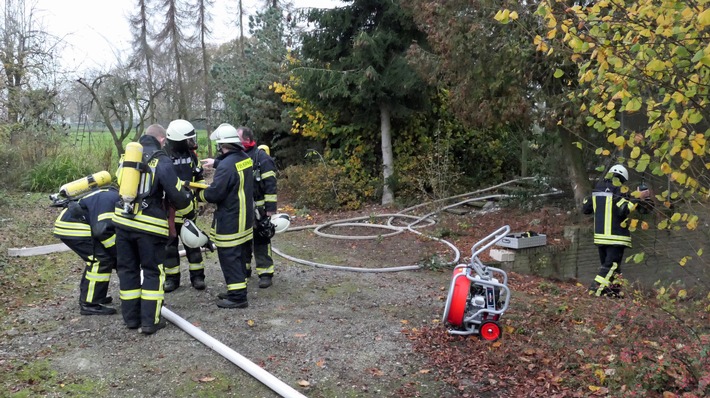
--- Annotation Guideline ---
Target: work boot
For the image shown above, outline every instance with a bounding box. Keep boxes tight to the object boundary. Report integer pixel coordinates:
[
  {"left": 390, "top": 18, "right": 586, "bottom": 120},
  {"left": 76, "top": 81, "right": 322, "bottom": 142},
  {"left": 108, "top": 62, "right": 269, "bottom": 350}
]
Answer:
[
  {"left": 98, "top": 296, "right": 113, "bottom": 305},
  {"left": 125, "top": 321, "right": 140, "bottom": 330},
  {"left": 216, "top": 298, "right": 249, "bottom": 309},
  {"left": 246, "top": 267, "right": 252, "bottom": 278},
  {"left": 80, "top": 303, "right": 117, "bottom": 316},
  {"left": 140, "top": 320, "right": 167, "bottom": 335},
  {"left": 258, "top": 275, "right": 273, "bottom": 289},
  {"left": 164, "top": 279, "right": 180, "bottom": 293},
  {"left": 191, "top": 277, "right": 206, "bottom": 290},
  {"left": 217, "top": 292, "right": 229, "bottom": 300}
]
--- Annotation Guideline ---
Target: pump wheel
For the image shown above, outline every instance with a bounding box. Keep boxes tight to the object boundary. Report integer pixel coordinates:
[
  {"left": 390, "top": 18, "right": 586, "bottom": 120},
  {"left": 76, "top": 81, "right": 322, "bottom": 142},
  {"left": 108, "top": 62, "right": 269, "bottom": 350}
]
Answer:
[
  {"left": 446, "top": 269, "right": 470, "bottom": 327},
  {"left": 480, "top": 321, "right": 501, "bottom": 341}
]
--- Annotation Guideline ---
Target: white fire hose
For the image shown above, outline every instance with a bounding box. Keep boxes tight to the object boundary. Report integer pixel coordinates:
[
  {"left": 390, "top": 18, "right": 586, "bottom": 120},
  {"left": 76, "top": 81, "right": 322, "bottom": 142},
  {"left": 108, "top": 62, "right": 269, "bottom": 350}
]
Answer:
[{"left": 160, "top": 307, "right": 308, "bottom": 398}]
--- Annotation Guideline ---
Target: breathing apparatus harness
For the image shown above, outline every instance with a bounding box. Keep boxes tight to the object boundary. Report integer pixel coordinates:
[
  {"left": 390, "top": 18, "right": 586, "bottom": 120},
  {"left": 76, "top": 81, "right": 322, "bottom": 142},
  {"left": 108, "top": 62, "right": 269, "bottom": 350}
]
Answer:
[{"left": 118, "top": 145, "right": 166, "bottom": 217}]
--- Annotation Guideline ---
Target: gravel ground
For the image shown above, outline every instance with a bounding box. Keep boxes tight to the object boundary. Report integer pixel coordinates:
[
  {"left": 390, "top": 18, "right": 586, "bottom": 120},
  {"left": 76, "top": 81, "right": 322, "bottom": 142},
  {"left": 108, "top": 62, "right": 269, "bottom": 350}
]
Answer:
[{"left": 1, "top": 227, "right": 462, "bottom": 398}]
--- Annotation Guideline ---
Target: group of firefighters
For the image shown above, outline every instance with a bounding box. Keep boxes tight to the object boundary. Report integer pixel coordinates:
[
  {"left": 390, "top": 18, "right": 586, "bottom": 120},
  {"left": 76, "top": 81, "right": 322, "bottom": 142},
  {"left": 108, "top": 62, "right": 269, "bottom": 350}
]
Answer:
[
  {"left": 52, "top": 120, "right": 278, "bottom": 335},
  {"left": 51, "top": 118, "right": 651, "bottom": 335}
]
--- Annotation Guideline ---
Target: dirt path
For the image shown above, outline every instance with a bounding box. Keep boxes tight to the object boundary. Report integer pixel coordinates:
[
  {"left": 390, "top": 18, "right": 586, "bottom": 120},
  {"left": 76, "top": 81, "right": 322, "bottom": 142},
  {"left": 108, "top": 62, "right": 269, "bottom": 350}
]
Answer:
[{"left": 1, "top": 228, "right": 462, "bottom": 397}]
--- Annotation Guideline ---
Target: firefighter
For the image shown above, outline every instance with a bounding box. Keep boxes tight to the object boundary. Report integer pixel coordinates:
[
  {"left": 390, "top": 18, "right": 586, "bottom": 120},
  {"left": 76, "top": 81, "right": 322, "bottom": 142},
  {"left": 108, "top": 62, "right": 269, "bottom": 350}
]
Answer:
[
  {"left": 163, "top": 119, "right": 207, "bottom": 292},
  {"left": 53, "top": 186, "right": 120, "bottom": 315},
  {"left": 195, "top": 123, "right": 254, "bottom": 309},
  {"left": 114, "top": 124, "right": 194, "bottom": 334},
  {"left": 237, "top": 127, "right": 278, "bottom": 288},
  {"left": 582, "top": 164, "right": 649, "bottom": 297}
]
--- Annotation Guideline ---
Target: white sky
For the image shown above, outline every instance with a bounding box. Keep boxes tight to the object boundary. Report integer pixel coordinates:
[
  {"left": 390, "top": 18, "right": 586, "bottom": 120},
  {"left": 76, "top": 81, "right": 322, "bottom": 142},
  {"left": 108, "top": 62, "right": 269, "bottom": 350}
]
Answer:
[{"left": 33, "top": 0, "right": 343, "bottom": 73}]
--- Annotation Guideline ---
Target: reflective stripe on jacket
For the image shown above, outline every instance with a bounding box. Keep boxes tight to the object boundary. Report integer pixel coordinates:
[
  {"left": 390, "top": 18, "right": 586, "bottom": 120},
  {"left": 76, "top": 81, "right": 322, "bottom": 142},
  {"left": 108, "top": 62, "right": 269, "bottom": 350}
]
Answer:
[
  {"left": 114, "top": 135, "right": 193, "bottom": 237},
  {"left": 582, "top": 180, "right": 635, "bottom": 247},
  {"left": 197, "top": 149, "right": 254, "bottom": 247}
]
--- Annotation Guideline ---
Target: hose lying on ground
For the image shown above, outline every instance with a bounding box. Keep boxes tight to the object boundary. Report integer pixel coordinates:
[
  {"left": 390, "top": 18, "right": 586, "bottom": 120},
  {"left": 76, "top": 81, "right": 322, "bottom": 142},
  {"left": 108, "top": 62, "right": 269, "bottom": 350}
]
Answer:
[{"left": 273, "top": 177, "right": 562, "bottom": 273}]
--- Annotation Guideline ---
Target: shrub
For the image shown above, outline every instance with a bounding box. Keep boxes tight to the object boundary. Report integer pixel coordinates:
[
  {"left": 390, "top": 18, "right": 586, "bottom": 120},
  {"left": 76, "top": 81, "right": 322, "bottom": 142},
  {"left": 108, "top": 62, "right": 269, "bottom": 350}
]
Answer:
[{"left": 280, "top": 160, "right": 377, "bottom": 210}]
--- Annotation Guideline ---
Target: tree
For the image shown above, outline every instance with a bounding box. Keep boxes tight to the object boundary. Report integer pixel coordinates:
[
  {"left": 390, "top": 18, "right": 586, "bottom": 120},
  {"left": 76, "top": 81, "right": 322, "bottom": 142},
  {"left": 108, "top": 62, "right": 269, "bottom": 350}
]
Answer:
[
  {"left": 77, "top": 71, "right": 150, "bottom": 155},
  {"left": 407, "top": 0, "right": 592, "bottom": 206},
  {"left": 505, "top": 0, "right": 710, "bottom": 261},
  {"left": 196, "top": 0, "right": 215, "bottom": 157},
  {"left": 296, "top": 0, "right": 431, "bottom": 206},
  {"left": 128, "top": 0, "right": 158, "bottom": 125},
  {"left": 155, "top": 0, "right": 192, "bottom": 119},
  {"left": 0, "top": 0, "right": 62, "bottom": 129},
  {"left": 211, "top": 5, "right": 291, "bottom": 143}
]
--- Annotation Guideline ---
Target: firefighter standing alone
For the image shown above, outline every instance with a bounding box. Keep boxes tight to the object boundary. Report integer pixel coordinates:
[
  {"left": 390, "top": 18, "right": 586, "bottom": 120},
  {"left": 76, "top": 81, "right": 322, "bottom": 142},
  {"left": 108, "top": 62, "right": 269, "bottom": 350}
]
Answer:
[{"left": 583, "top": 164, "right": 649, "bottom": 297}]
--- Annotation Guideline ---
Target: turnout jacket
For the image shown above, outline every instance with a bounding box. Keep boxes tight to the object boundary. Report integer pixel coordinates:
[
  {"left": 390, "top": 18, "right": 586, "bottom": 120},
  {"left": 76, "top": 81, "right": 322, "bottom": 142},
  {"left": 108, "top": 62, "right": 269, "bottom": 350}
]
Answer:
[
  {"left": 167, "top": 147, "right": 205, "bottom": 223},
  {"left": 114, "top": 135, "right": 194, "bottom": 237},
  {"left": 197, "top": 149, "right": 254, "bottom": 248},
  {"left": 582, "top": 179, "right": 637, "bottom": 247},
  {"left": 53, "top": 187, "right": 120, "bottom": 251},
  {"left": 245, "top": 146, "right": 277, "bottom": 213}
]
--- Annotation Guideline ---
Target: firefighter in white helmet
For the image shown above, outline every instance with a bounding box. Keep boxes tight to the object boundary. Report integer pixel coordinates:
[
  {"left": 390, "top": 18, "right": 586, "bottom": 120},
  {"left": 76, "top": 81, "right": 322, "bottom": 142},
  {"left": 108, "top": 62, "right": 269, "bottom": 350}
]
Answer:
[
  {"left": 163, "top": 119, "right": 208, "bottom": 292},
  {"left": 582, "top": 164, "right": 648, "bottom": 297},
  {"left": 194, "top": 123, "right": 254, "bottom": 309}
]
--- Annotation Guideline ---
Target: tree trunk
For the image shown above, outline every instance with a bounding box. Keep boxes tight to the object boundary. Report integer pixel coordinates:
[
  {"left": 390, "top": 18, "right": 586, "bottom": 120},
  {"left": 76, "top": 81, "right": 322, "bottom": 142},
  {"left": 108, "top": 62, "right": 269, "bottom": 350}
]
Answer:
[
  {"left": 380, "top": 102, "right": 394, "bottom": 206},
  {"left": 558, "top": 127, "right": 590, "bottom": 208}
]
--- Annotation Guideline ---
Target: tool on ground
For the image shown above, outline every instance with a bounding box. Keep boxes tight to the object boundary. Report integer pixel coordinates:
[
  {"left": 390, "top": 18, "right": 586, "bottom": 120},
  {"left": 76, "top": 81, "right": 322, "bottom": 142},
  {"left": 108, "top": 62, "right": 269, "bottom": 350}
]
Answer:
[
  {"left": 442, "top": 225, "right": 512, "bottom": 341},
  {"left": 50, "top": 171, "right": 112, "bottom": 207}
]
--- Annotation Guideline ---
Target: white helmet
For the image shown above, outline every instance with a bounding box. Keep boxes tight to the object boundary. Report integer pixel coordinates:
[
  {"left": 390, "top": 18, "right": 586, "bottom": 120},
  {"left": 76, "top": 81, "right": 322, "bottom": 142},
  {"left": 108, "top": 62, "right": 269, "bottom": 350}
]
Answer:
[
  {"left": 166, "top": 119, "right": 196, "bottom": 142},
  {"left": 180, "top": 219, "right": 209, "bottom": 248},
  {"left": 210, "top": 123, "right": 243, "bottom": 146},
  {"left": 608, "top": 164, "right": 629, "bottom": 182},
  {"left": 270, "top": 213, "right": 291, "bottom": 234}
]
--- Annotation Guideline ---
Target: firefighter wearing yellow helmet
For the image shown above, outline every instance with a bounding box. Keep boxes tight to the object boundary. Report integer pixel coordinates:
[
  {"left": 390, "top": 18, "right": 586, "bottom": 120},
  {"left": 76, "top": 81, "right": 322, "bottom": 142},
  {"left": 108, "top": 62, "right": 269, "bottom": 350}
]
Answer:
[
  {"left": 113, "top": 124, "right": 195, "bottom": 334},
  {"left": 163, "top": 119, "right": 208, "bottom": 292}
]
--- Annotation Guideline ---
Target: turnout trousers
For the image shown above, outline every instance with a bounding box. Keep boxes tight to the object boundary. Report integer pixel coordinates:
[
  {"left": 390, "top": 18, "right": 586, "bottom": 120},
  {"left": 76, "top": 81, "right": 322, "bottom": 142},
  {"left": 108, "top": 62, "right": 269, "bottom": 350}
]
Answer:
[
  {"left": 217, "top": 242, "right": 250, "bottom": 301},
  {"left": 245, "top": 233, "right": 274, "bottom": 277},
  {"left": 591, "top": 245, "right": 625, "bottom": 296},
  {"left": 61, "top": 238, "right": 115, "bottom": 305},
  {"left": 164, "top": 222, "right": 205, "bottom": 283},
  {"left": 116, "top": 228, "right": 167, "bottom": 328}
]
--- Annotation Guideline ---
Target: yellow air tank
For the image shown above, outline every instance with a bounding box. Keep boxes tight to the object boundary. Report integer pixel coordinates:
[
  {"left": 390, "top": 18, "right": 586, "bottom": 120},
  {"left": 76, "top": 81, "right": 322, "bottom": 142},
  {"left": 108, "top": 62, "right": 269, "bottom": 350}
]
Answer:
[
  {"left": 119, "top": 142, "right": 144, "bottom": 213},
  {"left": 58, "top": 170, "right": 112, "bottom": 199},
  {"left": 258, "top": 144, "right": 270, "bottom": 156}
]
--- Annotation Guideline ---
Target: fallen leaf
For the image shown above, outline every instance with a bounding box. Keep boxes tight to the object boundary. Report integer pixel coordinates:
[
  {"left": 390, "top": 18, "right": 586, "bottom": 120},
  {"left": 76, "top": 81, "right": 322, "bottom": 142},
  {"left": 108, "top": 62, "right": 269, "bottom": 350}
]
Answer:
[
  {"left": 316, "top": 359, "right": 325, "bottom": 368},
  {"left": 294, "top": 333, "right": 307, "bottom": 338},
  {"left": 400, "top": 320, "right": 409, "bottom": 324},
  {"left": 419, "top": 369, "right": 431, "bottom": 374},
  {"left": 199, "top": 376, "right": 215, "bottom": 382},
  {"left": 246, "top": 319, "right": 255, "bottom": 327},
  {"left": 297, "top": 380, "right": 310, "bottom": 387}
]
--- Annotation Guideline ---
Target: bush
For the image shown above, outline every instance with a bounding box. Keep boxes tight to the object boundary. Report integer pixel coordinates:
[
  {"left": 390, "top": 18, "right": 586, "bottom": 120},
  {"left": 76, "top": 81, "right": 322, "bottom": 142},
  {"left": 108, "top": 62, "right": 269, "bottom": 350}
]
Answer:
[{"left": 280, "top": 160, "right": 377, "bottom": 210}]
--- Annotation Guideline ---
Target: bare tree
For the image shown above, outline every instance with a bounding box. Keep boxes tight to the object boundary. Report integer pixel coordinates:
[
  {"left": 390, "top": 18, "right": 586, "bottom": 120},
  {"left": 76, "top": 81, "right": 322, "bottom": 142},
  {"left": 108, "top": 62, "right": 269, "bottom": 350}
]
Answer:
[
  {"left": 77, "top": 71, "right": 151, "bottom": 155},
  {"left": 0, "top": 0, "right": 61, "bottom": 127},
  {"left": 128, "top": 0, "right": 157, "bottom": 125}
]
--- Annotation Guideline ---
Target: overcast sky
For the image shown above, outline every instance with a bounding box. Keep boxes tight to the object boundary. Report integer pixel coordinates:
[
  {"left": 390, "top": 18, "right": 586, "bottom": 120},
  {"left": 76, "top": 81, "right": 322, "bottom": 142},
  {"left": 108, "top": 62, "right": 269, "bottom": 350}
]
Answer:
[{"left": 33, "top": 0, "right": 343, "bottom": 73}]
